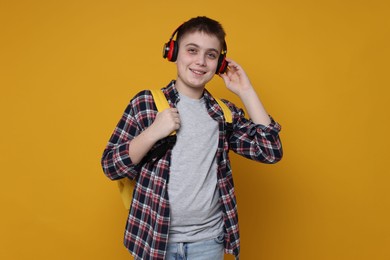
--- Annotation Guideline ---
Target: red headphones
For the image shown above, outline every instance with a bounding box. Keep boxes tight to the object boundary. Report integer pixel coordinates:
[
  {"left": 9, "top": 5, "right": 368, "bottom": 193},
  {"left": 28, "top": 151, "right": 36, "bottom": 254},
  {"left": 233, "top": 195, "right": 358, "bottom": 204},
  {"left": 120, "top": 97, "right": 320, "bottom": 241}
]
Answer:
[{"left": 162, "top": 26, "right": 228, "bottom": 74}]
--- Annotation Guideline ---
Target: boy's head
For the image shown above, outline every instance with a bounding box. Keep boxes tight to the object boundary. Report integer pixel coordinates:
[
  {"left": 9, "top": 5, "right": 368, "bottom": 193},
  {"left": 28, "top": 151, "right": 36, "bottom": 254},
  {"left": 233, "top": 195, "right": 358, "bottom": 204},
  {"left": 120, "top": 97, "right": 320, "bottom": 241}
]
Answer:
[{"left": 163, "top": 16, "right": 228, "bottom": 74}]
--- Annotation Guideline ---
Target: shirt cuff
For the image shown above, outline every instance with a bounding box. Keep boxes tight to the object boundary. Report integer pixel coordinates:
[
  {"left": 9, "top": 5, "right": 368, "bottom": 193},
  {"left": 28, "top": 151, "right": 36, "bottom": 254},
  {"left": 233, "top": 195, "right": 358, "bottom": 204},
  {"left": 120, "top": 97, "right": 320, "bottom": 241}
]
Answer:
[{"left": 247, "top": 116, "right": 281, "bottom": 136}]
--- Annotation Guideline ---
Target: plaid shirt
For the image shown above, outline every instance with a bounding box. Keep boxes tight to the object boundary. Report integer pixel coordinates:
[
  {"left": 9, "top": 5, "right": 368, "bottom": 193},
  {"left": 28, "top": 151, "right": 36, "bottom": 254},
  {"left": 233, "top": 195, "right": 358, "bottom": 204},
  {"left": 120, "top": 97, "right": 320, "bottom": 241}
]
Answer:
[{"left": 101, "top": 81, "right": 283, "bottom": 259}]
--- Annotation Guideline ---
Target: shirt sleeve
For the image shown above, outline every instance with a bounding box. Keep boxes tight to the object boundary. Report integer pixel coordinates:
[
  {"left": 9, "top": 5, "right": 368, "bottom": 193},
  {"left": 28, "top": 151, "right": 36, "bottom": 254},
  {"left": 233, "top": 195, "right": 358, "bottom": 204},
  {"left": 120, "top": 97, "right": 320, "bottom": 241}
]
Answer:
[
  {"left": 227, "top": 101, "right": 283, "bottom": 164},
  {"left": 101, "top": 91, "right": 154, "bottom": 180}
]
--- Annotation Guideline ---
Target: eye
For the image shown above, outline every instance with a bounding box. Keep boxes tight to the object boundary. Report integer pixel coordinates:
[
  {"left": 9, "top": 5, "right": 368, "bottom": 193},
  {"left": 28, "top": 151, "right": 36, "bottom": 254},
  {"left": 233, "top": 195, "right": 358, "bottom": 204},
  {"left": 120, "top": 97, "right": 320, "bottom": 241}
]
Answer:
[
  {"left": 207, "top": 52, "right": 218, "bottom": 59},
  {"left": 188, "top": 48, "right": 197, "bottom": 54}
]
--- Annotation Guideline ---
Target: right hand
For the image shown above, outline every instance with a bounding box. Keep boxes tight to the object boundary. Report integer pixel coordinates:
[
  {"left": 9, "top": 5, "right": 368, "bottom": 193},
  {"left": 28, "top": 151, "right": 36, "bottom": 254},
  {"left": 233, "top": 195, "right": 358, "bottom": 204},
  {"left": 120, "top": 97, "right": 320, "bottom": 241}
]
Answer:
[{"left": 149, "top": 108, "right": 181, "bottom": 140}]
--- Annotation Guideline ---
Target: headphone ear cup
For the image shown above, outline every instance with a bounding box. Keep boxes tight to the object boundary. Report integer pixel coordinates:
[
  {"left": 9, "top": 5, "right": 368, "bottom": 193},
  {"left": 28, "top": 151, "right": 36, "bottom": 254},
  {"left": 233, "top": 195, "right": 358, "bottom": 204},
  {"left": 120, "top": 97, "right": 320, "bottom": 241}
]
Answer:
[
  {"left": 169, "top": 40, "right": 178, "bottom": 62},
  {"left": 216, "top": 55, "right": 228, "bottom": 74},
  {"left": 163, "top": 40, "right": 178, "bottom": 62},
  {"left": 162, "top": 41, "right": 170, "bottom": 59}
]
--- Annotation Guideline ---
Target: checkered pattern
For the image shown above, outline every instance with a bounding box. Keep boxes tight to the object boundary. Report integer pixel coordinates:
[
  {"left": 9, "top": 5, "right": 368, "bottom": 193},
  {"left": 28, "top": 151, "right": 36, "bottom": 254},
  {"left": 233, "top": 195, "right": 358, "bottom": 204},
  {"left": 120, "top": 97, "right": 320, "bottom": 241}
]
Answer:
[{"left": 101, "top": 81, "right": 283, "bottom": 259}]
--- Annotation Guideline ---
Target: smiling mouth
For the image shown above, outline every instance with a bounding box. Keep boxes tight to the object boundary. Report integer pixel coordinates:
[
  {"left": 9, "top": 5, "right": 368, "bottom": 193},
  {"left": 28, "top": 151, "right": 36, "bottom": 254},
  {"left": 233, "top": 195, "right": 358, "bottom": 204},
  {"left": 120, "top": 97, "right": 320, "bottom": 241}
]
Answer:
[{"left": 190, "top": 68, "right": 206, "bottom": 75}]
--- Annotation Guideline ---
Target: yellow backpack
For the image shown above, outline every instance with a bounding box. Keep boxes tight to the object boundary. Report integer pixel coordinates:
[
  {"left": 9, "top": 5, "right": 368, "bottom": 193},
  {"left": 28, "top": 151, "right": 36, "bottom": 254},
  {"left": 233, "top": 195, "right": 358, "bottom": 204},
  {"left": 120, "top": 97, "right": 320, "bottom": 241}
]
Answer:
[{"left": 117, "top": 89, "right": 232, "bottom": 210}]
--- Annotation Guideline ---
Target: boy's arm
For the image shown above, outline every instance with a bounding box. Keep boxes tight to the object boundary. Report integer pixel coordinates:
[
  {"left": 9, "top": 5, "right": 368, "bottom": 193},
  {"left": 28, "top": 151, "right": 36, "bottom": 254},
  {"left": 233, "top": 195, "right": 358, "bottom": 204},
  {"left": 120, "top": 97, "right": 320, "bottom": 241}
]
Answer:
[
  {"left": 219, "top": 58, "right": 271, "bottom": 126},
  {"left": 220, "top": 59, "right": 282, "bottom": 163},
  {"left": 101, "top": 91, "right": 180, "bottom": 180}
]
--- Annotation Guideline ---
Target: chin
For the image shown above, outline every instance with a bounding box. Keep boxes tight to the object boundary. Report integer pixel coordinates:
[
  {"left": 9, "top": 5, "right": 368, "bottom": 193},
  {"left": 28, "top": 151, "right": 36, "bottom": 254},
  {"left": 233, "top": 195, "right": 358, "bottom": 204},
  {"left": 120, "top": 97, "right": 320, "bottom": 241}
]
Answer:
[
  {"left": 189, "top": 79, "right": 210, "bottom": 88},
  {"left": 190, "top": 75, "right": 214, "bottom": 86}
]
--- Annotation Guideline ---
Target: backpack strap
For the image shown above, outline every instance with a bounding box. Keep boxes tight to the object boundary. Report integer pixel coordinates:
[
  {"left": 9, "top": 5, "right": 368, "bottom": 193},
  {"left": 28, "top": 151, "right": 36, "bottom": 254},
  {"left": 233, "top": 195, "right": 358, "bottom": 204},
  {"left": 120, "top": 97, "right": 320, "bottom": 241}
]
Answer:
[
  {"left": 150, "top": 89, "right": 176, "bottom": 136},
  {"left": 214, "top": 97, "right": 233, "bottom": 140},
  {"left": 117, "top": 177, "right": 134, "bottom": 210},
  {"left": 152, "top": 88, "right": 232, "bottom": 124},
  {"left": 214, "top": 98, "right": 232, "bottom": 124},
  {"left": 150, "top": 89, "right": 170, "bottom": 114}
]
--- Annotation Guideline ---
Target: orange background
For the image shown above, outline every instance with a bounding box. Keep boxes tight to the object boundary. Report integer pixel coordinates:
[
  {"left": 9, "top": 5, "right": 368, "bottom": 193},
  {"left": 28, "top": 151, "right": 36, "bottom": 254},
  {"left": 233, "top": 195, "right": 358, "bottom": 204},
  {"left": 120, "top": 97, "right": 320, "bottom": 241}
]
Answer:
[{"left": 1, "top": 0, "right": 389, "bottom": 259}]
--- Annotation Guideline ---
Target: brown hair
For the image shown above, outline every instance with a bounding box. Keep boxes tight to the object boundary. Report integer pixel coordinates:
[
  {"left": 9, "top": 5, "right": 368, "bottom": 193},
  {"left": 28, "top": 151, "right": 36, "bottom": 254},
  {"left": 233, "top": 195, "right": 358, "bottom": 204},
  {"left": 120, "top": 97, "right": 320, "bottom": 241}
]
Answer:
[{"left": 176, "top": 16, "right": 226, "bottom": 49}]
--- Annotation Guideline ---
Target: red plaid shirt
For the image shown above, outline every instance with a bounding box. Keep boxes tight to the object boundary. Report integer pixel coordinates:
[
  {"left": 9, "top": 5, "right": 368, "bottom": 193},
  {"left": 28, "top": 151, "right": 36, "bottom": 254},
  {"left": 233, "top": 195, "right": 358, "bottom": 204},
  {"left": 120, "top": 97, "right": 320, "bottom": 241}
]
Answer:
[{"left": 101, "top": 81, "right": 283, "bottom": 259}]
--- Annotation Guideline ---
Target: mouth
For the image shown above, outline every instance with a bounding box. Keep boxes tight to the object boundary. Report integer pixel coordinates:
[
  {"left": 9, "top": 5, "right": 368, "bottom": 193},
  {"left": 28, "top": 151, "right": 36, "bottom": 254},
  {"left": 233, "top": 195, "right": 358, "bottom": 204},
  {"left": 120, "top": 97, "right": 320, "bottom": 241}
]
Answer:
[{"left": 189, "top": 68, "right": 207, "bottom": 75}]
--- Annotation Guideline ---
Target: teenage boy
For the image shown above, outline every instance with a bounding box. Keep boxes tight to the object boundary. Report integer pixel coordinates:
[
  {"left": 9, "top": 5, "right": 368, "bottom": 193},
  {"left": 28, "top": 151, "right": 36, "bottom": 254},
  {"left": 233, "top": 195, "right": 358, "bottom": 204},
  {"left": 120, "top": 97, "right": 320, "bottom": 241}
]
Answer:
[{"left": 101, "top": 16, "right": 283, "bottom": 260}]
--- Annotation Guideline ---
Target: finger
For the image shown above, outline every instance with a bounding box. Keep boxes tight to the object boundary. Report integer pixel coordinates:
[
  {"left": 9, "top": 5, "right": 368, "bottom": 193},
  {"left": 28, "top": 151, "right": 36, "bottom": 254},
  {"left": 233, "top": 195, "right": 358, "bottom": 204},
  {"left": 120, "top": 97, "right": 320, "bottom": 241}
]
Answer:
[
  {"left": 226, "top": 59, "right": 242, "bottom": 71},
  {"left": 225, "top": 58, "right": 235, "bottom": 63},
  {"left": 172, "top": 108, "right": 181, "bottom": 116},
  {"left": 171, "top": 110, "right": 180, "bottom": 118},
  {"left": 174, "top": 116, "right": 181, "bottom": 123},
  {"left": 174, "top": 121, "right": 181, "bottom": 130},
  {"left": 219, "top": 72, "right": 229, "bottom": 84},
  {"left": 226, "top": 58, "right": 239, "bottom": 66},
  {"left": 228, "top": 63, "right": 240, "bottom": 72}
]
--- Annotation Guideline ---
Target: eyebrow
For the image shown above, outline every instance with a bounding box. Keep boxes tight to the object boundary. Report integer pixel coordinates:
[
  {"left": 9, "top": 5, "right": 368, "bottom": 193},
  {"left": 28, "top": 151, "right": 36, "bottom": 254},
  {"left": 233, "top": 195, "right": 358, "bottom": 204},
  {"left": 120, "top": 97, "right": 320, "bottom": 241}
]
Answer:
[{"left": 185, "top": 43, "right": 220, "bottom": 53}]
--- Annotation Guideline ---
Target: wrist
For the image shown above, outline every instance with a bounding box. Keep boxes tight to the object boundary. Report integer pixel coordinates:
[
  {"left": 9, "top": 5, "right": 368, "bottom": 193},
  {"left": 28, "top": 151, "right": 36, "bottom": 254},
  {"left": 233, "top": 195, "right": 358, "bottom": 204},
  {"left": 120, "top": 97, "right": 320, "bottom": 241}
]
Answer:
[
  {"left": 237, "top": 86, "right": 256, "bottom": 99},
  {"left": 143, "top": 125, "right": 163, "bottom": 143}
]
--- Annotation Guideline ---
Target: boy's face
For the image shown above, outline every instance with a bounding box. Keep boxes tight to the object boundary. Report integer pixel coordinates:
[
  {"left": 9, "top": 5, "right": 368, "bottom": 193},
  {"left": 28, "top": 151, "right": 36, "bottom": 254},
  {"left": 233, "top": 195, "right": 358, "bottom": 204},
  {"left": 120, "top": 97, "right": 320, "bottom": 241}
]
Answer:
[{"left": 175, "top": 31, "right": 222, "bottom": 94}]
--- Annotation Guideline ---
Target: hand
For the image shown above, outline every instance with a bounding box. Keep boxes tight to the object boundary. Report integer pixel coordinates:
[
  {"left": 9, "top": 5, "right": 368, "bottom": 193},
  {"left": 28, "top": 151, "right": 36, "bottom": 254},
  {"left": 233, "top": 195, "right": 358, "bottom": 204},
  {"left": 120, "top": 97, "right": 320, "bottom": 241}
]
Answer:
[
  {"left": 220, "top": 59, "right": 271, "bottom": 125},
  {"left": 149, "top": 108, "right": 181, "bottom": 140},
  {"left": 128, "top": 108, "right": 180, "bottom": 164},
  {"left": 219, "top": 59, "right": 254, "bottom": 97}
]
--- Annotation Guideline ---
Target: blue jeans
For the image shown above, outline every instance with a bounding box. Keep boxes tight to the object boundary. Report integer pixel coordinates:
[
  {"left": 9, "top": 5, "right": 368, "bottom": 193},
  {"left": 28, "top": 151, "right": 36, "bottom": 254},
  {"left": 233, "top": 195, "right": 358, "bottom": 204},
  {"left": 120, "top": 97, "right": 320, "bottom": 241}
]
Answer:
[{"left": 165, "top": 234, "right": 225, "bottom": 260}]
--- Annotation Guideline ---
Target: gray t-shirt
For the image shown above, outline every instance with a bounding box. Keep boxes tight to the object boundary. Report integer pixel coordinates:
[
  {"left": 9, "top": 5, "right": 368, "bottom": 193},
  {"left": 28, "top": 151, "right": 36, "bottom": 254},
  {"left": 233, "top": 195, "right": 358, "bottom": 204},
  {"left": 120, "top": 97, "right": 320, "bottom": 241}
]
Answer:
[{"left": 168, "top": 92, "right": 224, "bottom": 243}]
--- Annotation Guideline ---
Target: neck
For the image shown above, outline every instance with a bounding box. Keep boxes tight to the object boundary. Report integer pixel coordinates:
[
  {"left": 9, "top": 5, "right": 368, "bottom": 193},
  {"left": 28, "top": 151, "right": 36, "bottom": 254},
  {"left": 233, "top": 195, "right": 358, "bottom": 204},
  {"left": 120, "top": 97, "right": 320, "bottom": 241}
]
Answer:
[{"left": 174, "top": 79, "right": 204, "bottom": 99}]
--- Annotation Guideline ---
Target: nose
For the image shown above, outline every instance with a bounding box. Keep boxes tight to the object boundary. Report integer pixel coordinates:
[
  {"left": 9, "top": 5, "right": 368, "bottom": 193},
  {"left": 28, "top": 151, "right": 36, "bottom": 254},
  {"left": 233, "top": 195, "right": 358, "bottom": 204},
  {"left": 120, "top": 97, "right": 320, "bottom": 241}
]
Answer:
[{"left": 195, "top": 53, "right": 207, "bottom": 67}]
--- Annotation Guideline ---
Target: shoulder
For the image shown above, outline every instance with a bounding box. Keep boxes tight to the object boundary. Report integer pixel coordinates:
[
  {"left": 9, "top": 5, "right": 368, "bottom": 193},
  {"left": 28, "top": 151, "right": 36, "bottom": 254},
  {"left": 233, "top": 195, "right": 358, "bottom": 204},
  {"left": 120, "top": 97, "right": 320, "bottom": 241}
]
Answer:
[
  {"left": 125, "top": 90, "right": 155, "bottom": 114},
  {"left": 217, "top": 98, "right": 248, "bottom": 123},
  {"left": 130, "top": 90, "right": 153, "bottom": 104},
  {"left": 218, "top": 98, "right": 240, "bottom": 113}
]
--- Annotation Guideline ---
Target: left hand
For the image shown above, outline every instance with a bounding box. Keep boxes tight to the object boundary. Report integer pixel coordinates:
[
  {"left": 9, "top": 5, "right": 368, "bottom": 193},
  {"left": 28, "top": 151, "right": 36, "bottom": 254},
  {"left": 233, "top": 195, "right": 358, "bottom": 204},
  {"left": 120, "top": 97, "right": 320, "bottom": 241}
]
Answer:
[{"left": 219, "top": 58, "right": 254, "bottom": 96}]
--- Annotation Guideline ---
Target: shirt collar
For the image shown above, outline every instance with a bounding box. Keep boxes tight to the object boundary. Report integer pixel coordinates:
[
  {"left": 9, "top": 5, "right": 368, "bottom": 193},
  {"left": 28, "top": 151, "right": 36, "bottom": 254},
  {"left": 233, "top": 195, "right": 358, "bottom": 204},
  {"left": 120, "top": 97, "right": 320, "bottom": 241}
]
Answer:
[
  {"left": 162, "top": 80, "right": 226, "bottom": 124},
  {"left": 162, "top": 80, "right": 180, "bottom": 106}
]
